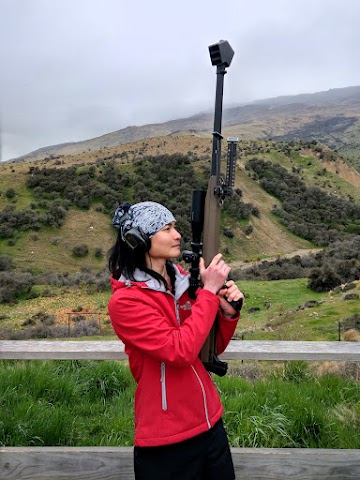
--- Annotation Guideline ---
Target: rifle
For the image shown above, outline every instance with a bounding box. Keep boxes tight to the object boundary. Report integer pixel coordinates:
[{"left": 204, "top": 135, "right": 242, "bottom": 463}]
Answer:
[{"left": 182, "top": 40, "right": 242, "bottom": 376}]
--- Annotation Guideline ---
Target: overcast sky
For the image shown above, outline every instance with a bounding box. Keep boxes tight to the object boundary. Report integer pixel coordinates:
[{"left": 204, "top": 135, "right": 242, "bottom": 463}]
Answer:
[{"left": 1, "top": 0, "right": 359, "bottom": 161}]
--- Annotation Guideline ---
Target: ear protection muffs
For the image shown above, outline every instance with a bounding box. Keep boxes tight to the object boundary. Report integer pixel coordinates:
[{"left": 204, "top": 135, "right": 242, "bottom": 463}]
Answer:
[
  {"left": 122, "top": 225, "right": 151, "bottom": 251},
  {"left": 118, "top": 203, "right": 151, "bottom": 252}
]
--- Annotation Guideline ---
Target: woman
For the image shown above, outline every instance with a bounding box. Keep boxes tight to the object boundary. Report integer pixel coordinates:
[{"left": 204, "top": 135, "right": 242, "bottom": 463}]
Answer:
[{"left": 108, "top": 201, "right": 243, "bottom": 480}]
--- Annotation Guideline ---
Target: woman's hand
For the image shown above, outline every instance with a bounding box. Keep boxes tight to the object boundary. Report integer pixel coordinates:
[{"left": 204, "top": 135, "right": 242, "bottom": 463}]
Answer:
[
  {"left": 217, "top": 280, "right": 244, "bottom": 318},
  {"left": 199, "top": 254, "right": 244, "bottom": 317},
  {"left": 199, "top": 254, "right": 231, "bottom": 295}
]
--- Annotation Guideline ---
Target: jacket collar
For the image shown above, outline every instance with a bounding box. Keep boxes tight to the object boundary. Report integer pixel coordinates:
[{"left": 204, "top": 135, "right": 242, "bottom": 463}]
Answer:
[{"left": 118, "top": 265, "right": 189, "bottom": 301}]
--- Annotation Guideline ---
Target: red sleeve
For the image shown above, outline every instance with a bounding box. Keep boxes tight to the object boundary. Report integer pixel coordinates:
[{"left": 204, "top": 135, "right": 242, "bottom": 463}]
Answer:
[
  {"left": 216, "top": 311, "right": 240, "bottom": 354},
  {"left": 109, "top": 288, "right": 220, "bottom": 368}
]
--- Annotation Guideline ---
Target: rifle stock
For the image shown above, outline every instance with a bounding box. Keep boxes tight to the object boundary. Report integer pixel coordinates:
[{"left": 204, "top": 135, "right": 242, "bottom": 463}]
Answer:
[{"left": 199, "top": 176, "right": 225, "bottom": 372}]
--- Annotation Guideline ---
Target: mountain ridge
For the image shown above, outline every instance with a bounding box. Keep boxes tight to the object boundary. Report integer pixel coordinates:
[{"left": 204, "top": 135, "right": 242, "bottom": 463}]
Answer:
[{"left": 7, "top": 85, "right": 360, "bottom": 168}]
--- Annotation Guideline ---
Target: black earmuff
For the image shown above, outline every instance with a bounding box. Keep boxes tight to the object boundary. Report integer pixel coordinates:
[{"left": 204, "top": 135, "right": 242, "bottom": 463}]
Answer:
[
  {"left": 118, "top": 203, "right": 151, "bottom": 251},
  {"left": 123, "top": 226, "right": 151, "bottom": 251}
]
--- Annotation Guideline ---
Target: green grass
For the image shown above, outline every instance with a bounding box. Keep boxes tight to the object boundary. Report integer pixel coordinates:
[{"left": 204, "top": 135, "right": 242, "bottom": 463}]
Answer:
[
  {"left": 236, "top": 278, "right": 359, "bottom": 341},
  {"left": 0, "top": 360, "right": 135, "bottom": 446},
  {"left": 1, "top": 360, "right": 359, "bottom": 448},
  {"left": 222, "top": 364, "right": 360, "bottom": 448}
]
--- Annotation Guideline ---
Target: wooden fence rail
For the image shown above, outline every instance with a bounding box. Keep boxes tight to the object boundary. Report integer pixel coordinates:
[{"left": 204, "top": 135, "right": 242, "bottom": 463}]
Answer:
[
  {"left": 1, "top": 339, "right": 360, "bottom": 361},
  {"left": 2, "top": 446, "right": 360, "bottom": 480},
  {"left": 1, "top": 340, "right": 360, "bottom": 480}
]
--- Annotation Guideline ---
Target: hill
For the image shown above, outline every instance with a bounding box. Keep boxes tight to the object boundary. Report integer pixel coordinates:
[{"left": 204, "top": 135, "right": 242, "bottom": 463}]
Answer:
[
  {"left": 2, "top": 136, "right": 360, "bottom": 276},
  {"left": 2, "top": 136, "right": 360, "bottom": 341},
  {"left": 8, "top": 86, "right": 360, "bottom": 171}
]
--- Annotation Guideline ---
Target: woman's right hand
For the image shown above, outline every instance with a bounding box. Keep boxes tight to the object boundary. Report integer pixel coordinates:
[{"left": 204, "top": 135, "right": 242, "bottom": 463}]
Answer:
[{"left": 199, "top": 254, "right": 231, "bottom": 295}]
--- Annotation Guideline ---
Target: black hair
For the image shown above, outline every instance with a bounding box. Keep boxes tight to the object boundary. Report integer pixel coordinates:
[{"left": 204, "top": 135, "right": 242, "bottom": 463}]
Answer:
[{"left": 108, "top": 230, "right": 176, "bottom": 293}]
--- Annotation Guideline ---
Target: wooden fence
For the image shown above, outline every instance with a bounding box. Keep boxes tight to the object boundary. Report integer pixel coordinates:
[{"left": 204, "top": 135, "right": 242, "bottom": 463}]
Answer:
[{"left": 1, "top": 339, "right": 360, "bottom": 480}]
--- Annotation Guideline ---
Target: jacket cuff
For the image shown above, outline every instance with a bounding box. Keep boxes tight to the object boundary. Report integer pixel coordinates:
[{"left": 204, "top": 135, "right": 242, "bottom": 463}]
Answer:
[
  {"left": 196, "top": 288, "right": 221, "bottom": 306},
  {"left": 219, "top": 310, "right": 240, "bottom": 321}
]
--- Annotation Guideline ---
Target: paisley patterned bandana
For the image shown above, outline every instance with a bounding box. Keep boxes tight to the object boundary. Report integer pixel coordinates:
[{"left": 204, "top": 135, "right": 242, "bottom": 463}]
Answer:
[{"left": 112, "top": 201, "right": 176, "bottom": 238}]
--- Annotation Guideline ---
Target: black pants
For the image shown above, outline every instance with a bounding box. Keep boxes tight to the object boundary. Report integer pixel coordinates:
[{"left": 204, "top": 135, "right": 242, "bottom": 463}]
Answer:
[{"left": 134, "top": 418, "right": 235, "bottom": 480}]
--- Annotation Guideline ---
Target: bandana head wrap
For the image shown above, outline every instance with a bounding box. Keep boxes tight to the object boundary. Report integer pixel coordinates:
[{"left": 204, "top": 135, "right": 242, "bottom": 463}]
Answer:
[{"left": 112, "top": 201, "right": 176, "bottom": 239}]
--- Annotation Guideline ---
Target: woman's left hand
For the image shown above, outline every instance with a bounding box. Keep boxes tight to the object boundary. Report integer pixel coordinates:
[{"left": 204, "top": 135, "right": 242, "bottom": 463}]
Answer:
[{"left": 217, "top": 280, "right": 244, "bottom": 318}]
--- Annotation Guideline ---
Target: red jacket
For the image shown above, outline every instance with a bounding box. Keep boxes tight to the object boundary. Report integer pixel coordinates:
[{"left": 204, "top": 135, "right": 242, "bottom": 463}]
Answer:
[{"left": 108, "top": 264, "right": 239, "bottom": 447}]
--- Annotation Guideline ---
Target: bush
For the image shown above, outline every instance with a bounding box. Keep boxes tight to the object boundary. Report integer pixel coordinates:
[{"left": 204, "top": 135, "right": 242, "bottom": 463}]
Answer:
[
  {"left": 51, "top": 237, "right": 61, "bottom": 245},
  {"left": 245, "top": 224, "right": 254, "bottom": 235},
  {"left": 224, "top": 229, "right": 234, "bottom": 238},
  {"left": 341, "top": 313, "right": 360, "bottom": 332},
  {"left": 0, "top": 271, "right": 34, "bottom": 303},
  {"left": 343, "top": 293, "right": 359, "bottom": 301},
  {"left": 0, "top": 255, "right": 13, "bottom": 271},
  {"left": 307, "top": 267, "right": 342, "bottom": 292},
  {"left": 72, "top": 245, "right": 89, "bottom": 257},
  {"left": 71, "top": 320, "right": 100, "bottom": 337},
  {"left": 94, "top": 247, "right": 104, "bottom": 258},
  {"left": 234, "top": 228, "right": 360, "bottom": 285},
  {"left": 5, "top": 188, "right": 16, "bottom": 199}
]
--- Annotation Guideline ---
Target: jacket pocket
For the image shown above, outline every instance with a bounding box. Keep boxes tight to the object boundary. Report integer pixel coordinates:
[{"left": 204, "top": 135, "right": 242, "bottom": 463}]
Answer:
[{"left": 160, "top": 362, "right": 167, "bottom": 411}]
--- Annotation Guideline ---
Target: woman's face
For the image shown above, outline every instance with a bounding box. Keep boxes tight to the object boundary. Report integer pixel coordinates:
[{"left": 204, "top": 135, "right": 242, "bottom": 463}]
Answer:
[{"left": 148, "top": 222, "right": 181, "bottom": 260}]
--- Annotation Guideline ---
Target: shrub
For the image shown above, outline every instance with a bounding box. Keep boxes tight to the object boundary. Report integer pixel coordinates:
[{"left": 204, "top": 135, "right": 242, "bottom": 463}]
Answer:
[
  {"left": 341, "top": 313, "right": 360, "bottom": 332},
  {"left": 343, "top": 293, "right": 359, "bottom": 301},
  {"left": 245, "top": 224, "right": 254, "bottom": 235},
  {"left": 51, "top": 237, "right": 61, "bottom": 245},
  {"left": 71, "top": 320, "right": 100, "bottom": 337},
  {"left": 0, "top": 271, "right": 34, "bottom": 303},
  {"left": 224, "top": 229, "right": 234, "bottom": 238},
  {"left": 72, "top": 245, "right": 89, "bottom": 257},
  {"left": 0, "top": 255, "right": 13, "bottom": 271},
  {"left": 5, "top": 188, "right": 16, "bottom": 199},
  {"left": 94, "top": 247, "right": 104, "bottom": 258},
  {"left": 307, "top": 267, "right": 342, "bottom": 292}
]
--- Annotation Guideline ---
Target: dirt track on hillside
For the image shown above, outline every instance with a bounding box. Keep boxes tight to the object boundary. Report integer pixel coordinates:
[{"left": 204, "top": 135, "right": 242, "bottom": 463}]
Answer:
[{"left": 229, "top": 248, "right": 321, "bottom": 271}]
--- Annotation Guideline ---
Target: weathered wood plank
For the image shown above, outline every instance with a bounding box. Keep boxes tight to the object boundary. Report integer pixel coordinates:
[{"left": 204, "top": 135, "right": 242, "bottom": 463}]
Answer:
[
  {"left": 222, "top": 340, "right": 360, "bottom": 361},
  {"left": 232, "top": 448, "right": 360, "bottom": 480},
  {"left": 1, "top": 340, "right": 360, "bottom": 361},
  {"left": 1, "top": 447, "right": 360, "bottom": 480},
  {"left": 0, "top": 447, "right": 133, "bottom": 480},
  {"left": 0, "top": 340, "right": 128, "bottom": 360}
]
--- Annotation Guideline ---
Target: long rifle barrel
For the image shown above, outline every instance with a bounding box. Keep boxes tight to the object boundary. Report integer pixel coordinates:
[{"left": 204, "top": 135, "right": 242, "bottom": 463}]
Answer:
[{"left": 211, "top": 74, "right": 224, "bottom": 178}]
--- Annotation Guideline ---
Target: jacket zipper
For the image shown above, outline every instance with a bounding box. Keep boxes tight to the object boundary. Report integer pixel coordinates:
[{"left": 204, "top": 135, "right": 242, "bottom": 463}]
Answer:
[
  {"left": 191, "top": 365, "right": 211, "bottom": 429},
  {"left": 160, "top": 362, "right": 167, "bottom": 411},
  {"left": 160, "top": 295, "right": 179, "bottom": 412},
  {"left": 173, "top": 297, "right": 180, "bottom": 325}
]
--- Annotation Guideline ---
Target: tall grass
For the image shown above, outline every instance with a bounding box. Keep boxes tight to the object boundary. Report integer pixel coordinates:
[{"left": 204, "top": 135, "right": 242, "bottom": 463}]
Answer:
[
  {"left": 1, "top": 360, "right": 359, "bottom": 448},
  {"left": 0, "top": 360, "right": 135, "bottom": 446},
  {"left": 221, "top": 361, "right": 360, "bottom": 448}
]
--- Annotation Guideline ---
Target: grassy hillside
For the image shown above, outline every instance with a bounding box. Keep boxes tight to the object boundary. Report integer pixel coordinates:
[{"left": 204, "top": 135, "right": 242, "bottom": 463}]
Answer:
[
  {"left": 2, "top": 137, "right": 360, "bottom": 273},
  {"left": 1, "top": 136, "right": 360, "bottom": 342}
]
